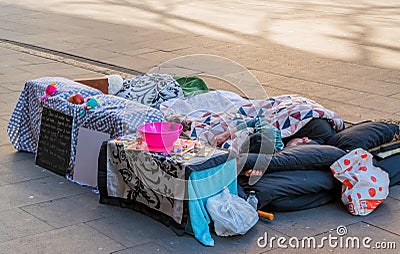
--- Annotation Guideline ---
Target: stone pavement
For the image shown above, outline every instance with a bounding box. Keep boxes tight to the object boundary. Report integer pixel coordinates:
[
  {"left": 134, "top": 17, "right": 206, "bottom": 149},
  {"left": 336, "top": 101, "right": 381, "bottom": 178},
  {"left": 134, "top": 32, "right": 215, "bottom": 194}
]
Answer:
[{"left": 0, "top": 1, "right": 399, "bottom": 253}]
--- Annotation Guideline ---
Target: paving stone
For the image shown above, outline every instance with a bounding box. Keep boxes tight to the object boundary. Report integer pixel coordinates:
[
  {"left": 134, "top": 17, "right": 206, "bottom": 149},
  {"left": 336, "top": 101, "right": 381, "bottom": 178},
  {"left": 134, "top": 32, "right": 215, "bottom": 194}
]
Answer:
[
  {"left": 306, "top": 222, "right": 400, "bottom": 254},
  {"left": 0, "top": 54, "right": 33, "bottom": 69},
  {"left": 217, "top": 221, "right": 289, "bottom": 253},
  {"left": 0, "top": 83, "right": 22, "bottom": 93},
  {"left": 54, "top": 68, "right": 104, "bottom": 79},
  {"left": 358, "top": 197, "right": 400, "bottom": 221},
  {"left": 0, "top": 91, "right": 22, "bottom": 105},
  {"left": 361, "top": 197, "right": 400, "bottom": 236},
  {"left": 264, "top": 201, "right": 362, "bottom": 238},
  {"left": 265, "top": 223, "right": 400, "bottom": 253},
  {"left": 1, "top": 1, "right": 400, "bottom": 253},
  {"left": 158, "top": 54, "right": 247, "bottom": 77},
  {"left": 0, "top": 118, "right": 10, "bottom": 146},
  {"left": 349, "top": 94, "right": 400, "bottom": 114},
  {"left": 0, "top": 101, "right": 16, "bottom": 117},
  {"left": 0, "top": 145, "right": 34, "bottom": 163},
  {"left": 223, "top": 71, "right": 268, "bottom": 99},
  {"left": 163, "top": 35, "right": 221, "bottom": 50},
  {"left": 68, "top": 46, "right": 123, "bottom": 62},
  {"left": 2, "top": 70, "right": 45, "bottom": 83},
  {"left": 0, "top": 159, "right": 52, "bottom": 185},
  {"left": 0, "top": 208, "right": 53, "bottom": 243},
  {"left": 86, "top": 208, "right": 173, "bottom": 248},
  {"left": 104, "top": 54, "right": 156, "bottom": 73},
  {"left": 135, "top": 51, "right": 182, "bottom": 66},
  {"left": 262, "top": 87, "right": 290, "bottom": 98},
  {"left": 0, "top": 47, "right": 19, "bottom": 57},
  {"left": 390, "top": 92, "right": 400, "bottom": 100},
  {"left": 262, "top": 77, "right": 368, "bottom": 105},
  {"left": 173, "top": 45, "right": 222, "bottom": 58},
  {"left": 132, "top": 39, "right": 192, "bottom": 52},
  {"left": 314, "top": 98, "right": 394, "bottom": 123},
  {"left": 153, "top": 221, "right": 285, "bottom": 254},
  {"left": 113, "top": 242, "right": 174, "bottom": 254},
  {"left": 122, "top": 47, "right": 159, "bottom": 57},
  {"left": 20, "top": 192, "right": 108, "bottom": 228},
  {"left": 388, "top": 184, "right": 400, "bottom": 200},
  {"left": 327, "top": 74, "right": 400, "bottom": 96},
  {"left": 0, "top": 224, "right": 124, "bottom": 254},
  {"left": 16, "top": 62, "right": 76, "bottom": 75},
  {"left": 0, "top": 174, "right": 90, "bottom": 211},
  {"left": 149, "top": 65, "right": 202, "bottom": 77}
]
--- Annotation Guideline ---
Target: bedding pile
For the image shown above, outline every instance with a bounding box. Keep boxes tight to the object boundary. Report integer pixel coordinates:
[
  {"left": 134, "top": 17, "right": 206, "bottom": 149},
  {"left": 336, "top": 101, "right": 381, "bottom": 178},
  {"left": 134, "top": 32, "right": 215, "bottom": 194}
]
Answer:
[
  {"left": 7, "top": 75, "right": 400, "bottom": 214},
  {"left": 159, "top": 92, "right": 344, "bottom": 154}
]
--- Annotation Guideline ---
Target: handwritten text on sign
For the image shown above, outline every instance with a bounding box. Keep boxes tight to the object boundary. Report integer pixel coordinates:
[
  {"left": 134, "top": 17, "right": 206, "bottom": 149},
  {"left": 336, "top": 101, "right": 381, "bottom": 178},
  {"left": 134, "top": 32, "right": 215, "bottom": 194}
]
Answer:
[{"left": 35, "top": 107, "right": 73, "bottom": 176}]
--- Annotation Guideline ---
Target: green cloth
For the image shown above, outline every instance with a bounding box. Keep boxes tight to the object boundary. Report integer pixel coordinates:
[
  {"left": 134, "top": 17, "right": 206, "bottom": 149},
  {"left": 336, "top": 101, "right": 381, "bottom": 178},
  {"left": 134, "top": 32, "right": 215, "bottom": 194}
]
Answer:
[{"left": 174, "top": 77, "right": 209, "bottom": 96}]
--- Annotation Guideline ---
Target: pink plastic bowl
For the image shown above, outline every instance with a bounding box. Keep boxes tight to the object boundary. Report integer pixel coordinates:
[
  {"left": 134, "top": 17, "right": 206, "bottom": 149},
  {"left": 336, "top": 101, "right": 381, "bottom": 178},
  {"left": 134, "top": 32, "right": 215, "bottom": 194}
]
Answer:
[{"left": 137, "top": 122, "right": 183, "bottom": 151}]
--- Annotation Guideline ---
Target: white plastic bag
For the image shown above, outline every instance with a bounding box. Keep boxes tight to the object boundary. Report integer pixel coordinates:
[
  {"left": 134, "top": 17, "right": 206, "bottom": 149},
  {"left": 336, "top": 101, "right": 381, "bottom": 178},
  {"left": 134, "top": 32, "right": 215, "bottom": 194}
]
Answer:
[
  {"left": 330, "top": 148, "right": 389, "bottom": 216},
  {"left": 206, "top": 187, "right": 259, "bottom": 236}
]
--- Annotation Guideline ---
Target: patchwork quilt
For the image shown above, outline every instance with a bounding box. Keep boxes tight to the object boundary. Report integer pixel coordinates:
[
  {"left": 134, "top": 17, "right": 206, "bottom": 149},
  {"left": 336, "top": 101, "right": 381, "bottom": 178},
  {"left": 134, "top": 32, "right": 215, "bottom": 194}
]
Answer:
[{"left": 160, "top": 92, "right": 344, "bottom": 153}]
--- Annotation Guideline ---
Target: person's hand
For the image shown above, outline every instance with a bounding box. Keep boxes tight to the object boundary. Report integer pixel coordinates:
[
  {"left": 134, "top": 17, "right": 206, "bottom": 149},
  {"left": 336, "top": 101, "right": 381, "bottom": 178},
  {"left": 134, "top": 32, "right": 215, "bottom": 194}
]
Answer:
[
  {"left": 243, "top": 169, "right": 264, "bottom": 177},
  {"left": 211, "top": 129, "right": 232, "bottom": 147},
  {"left": 286, "top": 137, "right": 312, "bottom": 147}
]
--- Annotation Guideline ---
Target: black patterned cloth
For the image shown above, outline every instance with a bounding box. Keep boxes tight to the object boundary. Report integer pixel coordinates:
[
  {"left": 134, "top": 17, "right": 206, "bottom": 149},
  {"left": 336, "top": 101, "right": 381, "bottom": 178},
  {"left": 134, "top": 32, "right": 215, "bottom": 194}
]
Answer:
[
  {"left": 7, "top": 77, "right": 164, "bottom": 173},
  {"left": 98, "top": 137, "right": 233, "bottom": 231},
  {"left": 103, "top": 138, "right": 186, "bottom": 224}
]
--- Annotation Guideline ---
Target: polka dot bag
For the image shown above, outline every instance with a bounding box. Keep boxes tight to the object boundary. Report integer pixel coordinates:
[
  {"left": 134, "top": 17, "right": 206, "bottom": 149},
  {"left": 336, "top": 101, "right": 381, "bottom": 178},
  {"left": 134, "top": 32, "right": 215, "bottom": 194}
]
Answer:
[{"left": 330, "top": 148, "right": 390, "bottom": 216}]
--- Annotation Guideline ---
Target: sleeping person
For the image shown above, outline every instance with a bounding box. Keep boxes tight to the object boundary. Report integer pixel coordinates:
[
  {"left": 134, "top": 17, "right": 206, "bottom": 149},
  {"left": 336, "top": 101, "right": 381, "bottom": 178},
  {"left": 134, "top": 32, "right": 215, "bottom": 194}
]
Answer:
[
  {"left": 211, "top": 115, "right": 284, "bottom": 152},
  {"left": 236, "top": 118, "right": 341, "bottom": 180},
  {"left": 282, "top": 118, "right": 337, "bottom": 145},
  {"left": 237, "top": 120, "right": 400, "bottom": 212}
]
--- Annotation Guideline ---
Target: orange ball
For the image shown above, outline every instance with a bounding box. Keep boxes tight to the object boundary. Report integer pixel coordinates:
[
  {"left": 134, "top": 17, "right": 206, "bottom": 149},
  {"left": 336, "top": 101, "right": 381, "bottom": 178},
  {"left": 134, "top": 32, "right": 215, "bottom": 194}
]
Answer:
[{"left": 68, "top": 93, "right": 85, "bottom": 104}]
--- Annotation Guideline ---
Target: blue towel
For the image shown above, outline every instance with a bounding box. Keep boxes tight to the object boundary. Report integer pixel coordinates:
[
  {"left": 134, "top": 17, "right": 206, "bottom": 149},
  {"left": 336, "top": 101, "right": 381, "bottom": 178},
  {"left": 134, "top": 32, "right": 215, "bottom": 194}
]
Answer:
[{"left": 187, "top": 158, "right": 237, "bottom": 246}]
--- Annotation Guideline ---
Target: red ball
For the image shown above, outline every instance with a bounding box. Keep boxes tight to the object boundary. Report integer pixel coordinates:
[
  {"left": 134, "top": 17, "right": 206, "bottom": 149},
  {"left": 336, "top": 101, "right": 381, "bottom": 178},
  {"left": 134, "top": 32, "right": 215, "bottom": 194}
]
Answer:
[{"left": 69, "top": 93, "right": 85, "bottom": 104}]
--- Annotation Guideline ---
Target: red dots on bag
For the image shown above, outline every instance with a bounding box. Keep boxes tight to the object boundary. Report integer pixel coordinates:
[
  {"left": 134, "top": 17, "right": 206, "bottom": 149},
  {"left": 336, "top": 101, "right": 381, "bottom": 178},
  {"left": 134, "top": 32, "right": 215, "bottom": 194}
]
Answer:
[
  {"left": 343, "top": 180, "right": 354, "bottom": 190},
  {"left": 371, "top": 176, "right": 377, "bottom": 182},
  {"left": 357, "top": 193, "right": 361, "bottom": 199},
  {"left": 361, "top": 153, "right": 368, "bottom": 159},
  {"left": 330, "top": 168, "right": 335, "bottom": 174},
  {"left": 359, "top": 166, "right": 367, "bottom": 171},
  {"left": 369, "top": 188, "right": 376, "bottom": 197},
  {"left": 346, "top": 166, "right": 353, "bottom": 172},
  {"left": 379, "top": 187, "right": 383, "bottom": 192},
  {"left": 352, "top": 176, "right": 358, "bottom": 182},
  {"left": 344, "top": 159, "right": 351, "bottom": 165},
  {"left": 348, "top": 195, "right": 352, "bottom": 202}
]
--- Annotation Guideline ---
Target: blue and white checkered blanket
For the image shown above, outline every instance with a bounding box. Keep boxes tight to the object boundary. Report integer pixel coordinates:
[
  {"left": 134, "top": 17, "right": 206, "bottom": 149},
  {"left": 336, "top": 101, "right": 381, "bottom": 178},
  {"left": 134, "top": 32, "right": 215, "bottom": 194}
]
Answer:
[{"left": 7, "top": 77, "right": 164, "bottom": 173}]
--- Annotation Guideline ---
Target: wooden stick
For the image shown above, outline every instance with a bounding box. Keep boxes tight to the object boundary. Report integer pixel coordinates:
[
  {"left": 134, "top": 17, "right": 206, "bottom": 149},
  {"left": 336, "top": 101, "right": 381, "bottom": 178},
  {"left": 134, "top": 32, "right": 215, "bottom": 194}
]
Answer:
[{"left": 257, "top": 210, "right": 274, "bottom": 221}]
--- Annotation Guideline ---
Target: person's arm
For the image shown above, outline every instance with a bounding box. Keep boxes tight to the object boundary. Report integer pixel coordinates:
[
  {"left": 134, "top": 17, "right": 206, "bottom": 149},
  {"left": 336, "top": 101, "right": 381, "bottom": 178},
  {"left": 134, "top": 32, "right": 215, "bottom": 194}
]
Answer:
[
  {"left": 211, "top": 127, "right": 237, "bottom": 147},
  {"left": 236, "top": 118, "right": 257, "bottom": 131}
]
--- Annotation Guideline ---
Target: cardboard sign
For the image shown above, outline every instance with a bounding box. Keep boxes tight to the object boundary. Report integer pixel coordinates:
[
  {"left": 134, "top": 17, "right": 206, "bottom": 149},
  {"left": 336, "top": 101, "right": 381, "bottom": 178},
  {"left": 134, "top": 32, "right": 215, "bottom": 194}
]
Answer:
[
  {"left": 35, "top": 107, "right": 73, "bottom": 176},
  {"left": 73, "top": 127, "right": 110, "bottom": 187}
]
